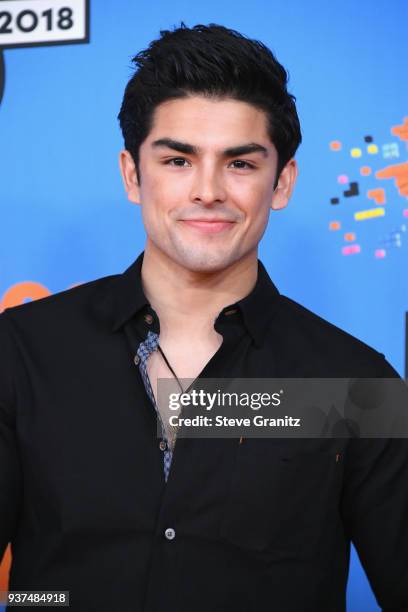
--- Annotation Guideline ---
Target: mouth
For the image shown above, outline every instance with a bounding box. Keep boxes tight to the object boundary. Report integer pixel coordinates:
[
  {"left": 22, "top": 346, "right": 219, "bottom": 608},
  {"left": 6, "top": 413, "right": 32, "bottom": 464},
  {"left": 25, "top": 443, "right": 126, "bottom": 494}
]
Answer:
[{"left": 179, "top": 219, "right": 236, "bottom": 234}]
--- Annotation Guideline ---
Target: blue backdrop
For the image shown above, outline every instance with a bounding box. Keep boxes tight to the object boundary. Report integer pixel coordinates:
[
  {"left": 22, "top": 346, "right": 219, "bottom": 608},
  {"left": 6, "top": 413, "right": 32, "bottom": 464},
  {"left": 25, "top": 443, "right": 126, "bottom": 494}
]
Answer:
[{"left": 1, "top": 1, "right": 407, "bottom": 610}]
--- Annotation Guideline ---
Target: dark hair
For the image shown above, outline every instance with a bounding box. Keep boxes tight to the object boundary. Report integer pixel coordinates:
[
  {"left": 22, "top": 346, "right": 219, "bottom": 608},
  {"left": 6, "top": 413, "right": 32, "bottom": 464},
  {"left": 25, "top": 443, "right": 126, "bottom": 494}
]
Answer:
[{"left": 118, "top": 23, "right": 302, "bottom": 186}]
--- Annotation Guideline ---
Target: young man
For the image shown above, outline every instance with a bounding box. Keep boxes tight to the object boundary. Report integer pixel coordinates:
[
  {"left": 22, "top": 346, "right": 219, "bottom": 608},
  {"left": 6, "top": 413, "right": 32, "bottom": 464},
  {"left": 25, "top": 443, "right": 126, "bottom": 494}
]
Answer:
[{"left": 0, "top": 24, "right": 407, "bottom": 612}]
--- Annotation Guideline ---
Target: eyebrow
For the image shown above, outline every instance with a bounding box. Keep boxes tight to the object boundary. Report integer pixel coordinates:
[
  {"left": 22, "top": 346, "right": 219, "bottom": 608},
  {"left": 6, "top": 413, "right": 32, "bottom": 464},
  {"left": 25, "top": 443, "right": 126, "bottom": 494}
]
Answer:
[{"left": 151, "top": 138, "right": 269, "bottom": 158}]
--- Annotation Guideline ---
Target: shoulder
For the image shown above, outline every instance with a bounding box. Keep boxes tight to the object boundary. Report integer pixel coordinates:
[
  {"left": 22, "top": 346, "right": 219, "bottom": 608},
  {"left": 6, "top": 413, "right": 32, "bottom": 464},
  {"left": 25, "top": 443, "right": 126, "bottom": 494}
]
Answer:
[
  {"left": 271, "top": 294, "right": 396, "bottom": 377},
  {"left": 1, "top": 272, "right": 119, "bottom": 335}
]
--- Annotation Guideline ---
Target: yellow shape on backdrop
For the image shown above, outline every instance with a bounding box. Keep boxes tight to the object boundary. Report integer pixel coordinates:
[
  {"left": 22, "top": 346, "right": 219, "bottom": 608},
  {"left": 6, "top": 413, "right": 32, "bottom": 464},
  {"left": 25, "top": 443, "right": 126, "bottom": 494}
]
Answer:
[
  {"left": 367, "top": 144, "right": 379, "bottom": 154},
  {"left": 354, "top": 208, "right": 385, "bottom": 221}
]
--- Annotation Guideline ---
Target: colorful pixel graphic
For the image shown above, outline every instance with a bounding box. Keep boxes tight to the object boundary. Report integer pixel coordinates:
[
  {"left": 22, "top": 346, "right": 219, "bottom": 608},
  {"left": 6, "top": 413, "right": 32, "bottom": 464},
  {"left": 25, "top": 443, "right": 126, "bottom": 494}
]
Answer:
[{"left": 329, "top": 117, "right": 408, "bottom": 258}]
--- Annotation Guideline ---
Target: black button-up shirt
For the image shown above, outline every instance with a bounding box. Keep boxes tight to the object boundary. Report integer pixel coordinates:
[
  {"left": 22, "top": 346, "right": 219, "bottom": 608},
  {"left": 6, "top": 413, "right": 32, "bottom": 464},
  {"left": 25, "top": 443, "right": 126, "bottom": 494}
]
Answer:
[{"left": 0, "top": 252, "right": 407, "bottom": 611}]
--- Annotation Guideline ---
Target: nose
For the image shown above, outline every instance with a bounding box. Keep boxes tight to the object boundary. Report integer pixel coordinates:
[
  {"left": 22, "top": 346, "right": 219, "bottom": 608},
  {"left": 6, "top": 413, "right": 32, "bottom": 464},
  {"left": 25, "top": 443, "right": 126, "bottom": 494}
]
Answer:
[{"left": 189, "top": 163, "right": 227, "bottom": 206}]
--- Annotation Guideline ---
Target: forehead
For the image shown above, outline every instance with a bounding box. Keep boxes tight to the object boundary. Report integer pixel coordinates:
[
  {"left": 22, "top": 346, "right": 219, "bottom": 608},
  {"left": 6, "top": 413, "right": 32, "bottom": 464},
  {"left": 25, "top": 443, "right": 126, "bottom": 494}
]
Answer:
[{"left": 146, "top": 95, "right": 273, "bottom": 150}]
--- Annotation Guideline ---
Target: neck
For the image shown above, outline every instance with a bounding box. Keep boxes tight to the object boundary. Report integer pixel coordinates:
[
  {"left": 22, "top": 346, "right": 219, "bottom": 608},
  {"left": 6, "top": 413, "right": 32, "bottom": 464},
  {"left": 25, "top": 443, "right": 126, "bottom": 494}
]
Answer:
[{"left": 140, "top": 241, "right": 258, "bottom": 340}]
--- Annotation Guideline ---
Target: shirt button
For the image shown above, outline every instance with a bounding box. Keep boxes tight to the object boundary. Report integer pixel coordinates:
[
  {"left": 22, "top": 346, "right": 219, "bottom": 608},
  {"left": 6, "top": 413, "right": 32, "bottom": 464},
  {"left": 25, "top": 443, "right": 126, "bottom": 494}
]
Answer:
[
  {"left": 159, "top": 440, "right": 167, "bottom": 451},
  {"left": 144, "top": 313, "right": 154, "bottom": 324},
  {"left": 165, "top": 528, "right": 175, "bottom": 540},
  {"left": 134, "top": 354, "right": 140, "bottom": 365}
]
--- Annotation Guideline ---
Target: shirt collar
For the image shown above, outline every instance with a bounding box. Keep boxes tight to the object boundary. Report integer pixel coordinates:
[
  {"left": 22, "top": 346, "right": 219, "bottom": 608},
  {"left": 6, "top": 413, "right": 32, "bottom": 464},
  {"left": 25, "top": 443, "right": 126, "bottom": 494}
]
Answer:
[
  {"left": 111, "top": 252, "right": 148, "bottom": 332},
  {"left": 101, "top": 251, "right": 280, "bottom": 347},
  {"left": 234, "top": 258, "right": 281, "bottom": 347}
]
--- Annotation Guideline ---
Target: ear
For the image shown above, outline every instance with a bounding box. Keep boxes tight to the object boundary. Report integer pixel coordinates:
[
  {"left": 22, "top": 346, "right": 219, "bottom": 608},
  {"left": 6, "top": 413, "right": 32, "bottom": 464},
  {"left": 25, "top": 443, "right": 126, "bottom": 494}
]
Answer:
[
  {"left": 119, "top": 150, "right": 141, "bottom": 205},
  {"left": 270, "top": 158, "right": 298, "bottom": 211}
]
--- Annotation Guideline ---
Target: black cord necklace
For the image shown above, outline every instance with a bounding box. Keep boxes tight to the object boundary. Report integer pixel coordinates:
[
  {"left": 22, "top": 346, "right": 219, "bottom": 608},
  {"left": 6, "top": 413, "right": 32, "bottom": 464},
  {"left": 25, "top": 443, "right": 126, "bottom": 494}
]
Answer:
[
  {"left": 157, "top": 344, "right": 185, "bottom": 394},
  {"left": 158, "top": 340, "right": 244, "bottom": 445}
]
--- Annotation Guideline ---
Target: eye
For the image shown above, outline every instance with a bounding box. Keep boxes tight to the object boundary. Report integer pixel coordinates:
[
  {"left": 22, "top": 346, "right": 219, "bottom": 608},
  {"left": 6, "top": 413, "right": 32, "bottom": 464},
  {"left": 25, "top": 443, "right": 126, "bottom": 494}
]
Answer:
[
  {"left": 164, "top": 157, "right": 191, "bottom": 167},
  {"left": 229, "top": 160, "right": 256, "bottom": 169}
]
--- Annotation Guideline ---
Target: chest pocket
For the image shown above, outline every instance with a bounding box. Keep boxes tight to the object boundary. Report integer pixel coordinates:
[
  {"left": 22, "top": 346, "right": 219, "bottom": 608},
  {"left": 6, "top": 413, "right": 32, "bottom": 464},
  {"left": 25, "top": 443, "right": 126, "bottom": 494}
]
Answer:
[{"left": 219, "top": 439, "right": 344, "bottom": 559}]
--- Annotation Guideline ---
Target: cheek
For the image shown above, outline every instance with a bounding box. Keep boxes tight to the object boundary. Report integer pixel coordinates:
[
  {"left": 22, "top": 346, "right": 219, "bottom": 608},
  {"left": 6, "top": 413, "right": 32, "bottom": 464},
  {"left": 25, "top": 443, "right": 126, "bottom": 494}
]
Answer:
[
  {"left": 139, "top": 179, "right": 180, "bottom": 233},
  {"left": 141, "top": 169, "right": 186, "bottom": 209},
  {"left": 229, "top": 170, "right": 273, "bottom": 200},
  {"left": 231, "top": 182, "right": 271, "bottom": 223},
  {"left": 249, "top": 207, "right": 270, "bottom": 240}
]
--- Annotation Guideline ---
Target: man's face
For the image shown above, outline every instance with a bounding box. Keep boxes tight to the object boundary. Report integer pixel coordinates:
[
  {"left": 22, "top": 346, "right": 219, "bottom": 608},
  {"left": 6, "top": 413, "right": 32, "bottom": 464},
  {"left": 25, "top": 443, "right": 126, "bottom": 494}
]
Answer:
[{"left": 120, "top": 95, "right": 297, "bottom": 273}]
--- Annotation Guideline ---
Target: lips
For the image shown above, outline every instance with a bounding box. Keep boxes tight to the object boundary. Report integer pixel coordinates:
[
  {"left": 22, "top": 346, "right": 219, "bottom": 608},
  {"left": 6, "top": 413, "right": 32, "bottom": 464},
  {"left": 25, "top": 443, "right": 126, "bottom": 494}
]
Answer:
[{"left": 180, "top": 219, "right": 235, "bottom": 234}]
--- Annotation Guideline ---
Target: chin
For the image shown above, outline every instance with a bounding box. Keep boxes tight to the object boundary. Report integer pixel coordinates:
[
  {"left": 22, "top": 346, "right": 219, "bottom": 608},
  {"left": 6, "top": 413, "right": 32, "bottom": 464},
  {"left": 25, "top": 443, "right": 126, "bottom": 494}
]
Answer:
[
  {"left": 173, "top": 249, "right": 238, "bottom": 274},
  {"left": 152, "top": 236, "right": 242, "bottom": 273},
  {"left": 182, "top": 261, "right": 226, "bottom": 274}
]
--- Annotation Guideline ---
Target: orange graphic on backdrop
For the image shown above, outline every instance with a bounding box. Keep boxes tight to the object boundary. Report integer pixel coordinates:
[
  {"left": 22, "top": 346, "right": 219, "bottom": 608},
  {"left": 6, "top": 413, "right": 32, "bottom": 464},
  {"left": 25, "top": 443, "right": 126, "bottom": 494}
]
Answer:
[
  {"left": 376, "top": 162, "right": 408, "bottom": 198},
  {"left": 391, "top": 116, "right": 408, "bottom": 142},
  {"left": 0, "top": 281, "right": 50, "bottom": 312},
  {"left": 0, "top": 546, "right": 11, "bottom": 591},
  {"left": 367, "top": 188, "right": 386, "bottom": 205},
  {"left": 375, "top": 118, "right": 408, "bottom": 198},
  {"left": 329, "top": 221, "right": 341, "bottom": 230},
  {"left": 330, "top": 140, "right": 342, "bottom": 151}
]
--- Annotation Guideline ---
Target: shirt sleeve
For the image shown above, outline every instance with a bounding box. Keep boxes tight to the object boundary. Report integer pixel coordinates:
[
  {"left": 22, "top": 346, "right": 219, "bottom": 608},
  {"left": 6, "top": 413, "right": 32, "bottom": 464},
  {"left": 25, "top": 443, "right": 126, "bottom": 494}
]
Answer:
[
  {"left": 0, "top": 313, "right": 23, "bottom": 562},
  {"left": 341, "top": 355, "right": 408, "bottom": 611}
]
